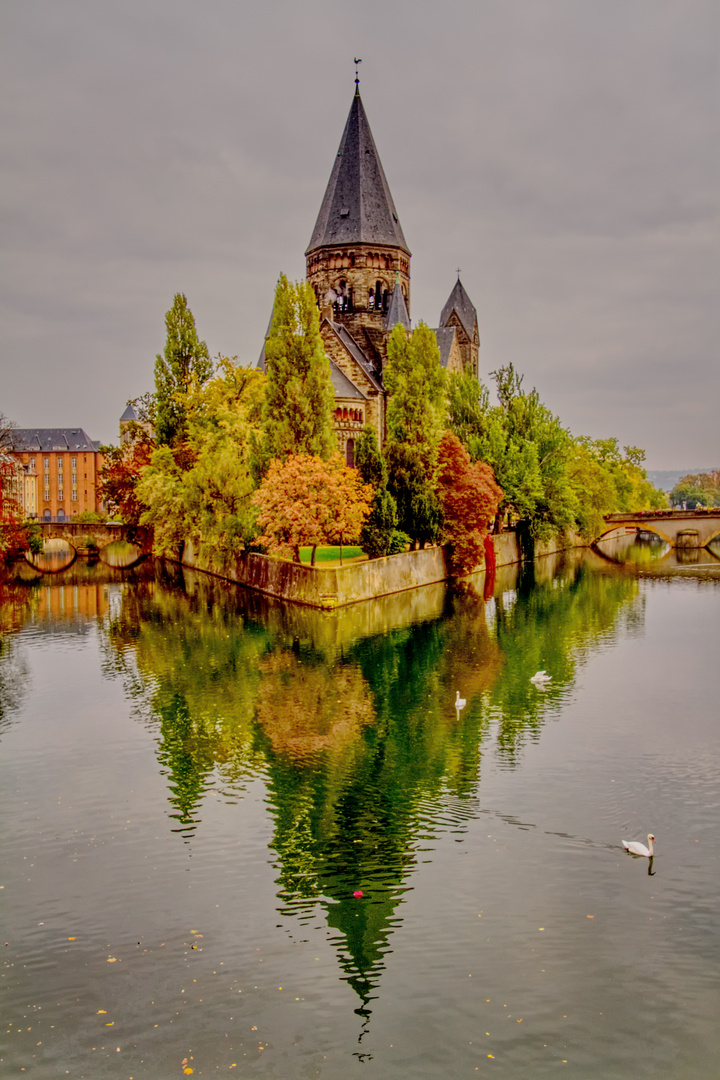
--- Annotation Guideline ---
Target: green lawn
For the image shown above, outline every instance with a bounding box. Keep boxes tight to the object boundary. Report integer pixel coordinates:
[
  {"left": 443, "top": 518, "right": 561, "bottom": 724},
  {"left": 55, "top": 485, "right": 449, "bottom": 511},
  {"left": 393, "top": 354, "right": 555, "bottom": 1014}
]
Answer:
[{"left": 298, "top": 545, "right": 367, "bottom": 566}]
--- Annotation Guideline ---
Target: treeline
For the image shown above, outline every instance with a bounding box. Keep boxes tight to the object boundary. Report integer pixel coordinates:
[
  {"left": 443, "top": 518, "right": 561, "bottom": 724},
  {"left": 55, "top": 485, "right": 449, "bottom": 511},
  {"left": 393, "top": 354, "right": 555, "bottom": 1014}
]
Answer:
[
  {"left": 669, "top": 471, "right": 719, "bottom": 509},
  {"left": 101, "top": 280, "right": 666, "bottom": 574}
]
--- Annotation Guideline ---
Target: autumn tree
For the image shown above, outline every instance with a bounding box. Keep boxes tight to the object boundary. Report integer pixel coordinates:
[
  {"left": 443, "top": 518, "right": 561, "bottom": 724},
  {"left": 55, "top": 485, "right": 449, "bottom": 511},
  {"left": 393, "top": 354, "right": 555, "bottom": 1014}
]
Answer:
[
  {"left": 259, "top": 275, "right": 335, "bottom": 472},
  {"left": 99, "top": 420, "right": 156, "bottom": 536},
  {"left": 354, "top": 426, "right": 398, "bottom": 558},
  {"left": 252, "top": 454, "right": 372, "bottom": 564},
  {"left": 154, "top": 293, "right": 212, "bottom": 446},
  {"left": 670, "top": 471, "right": 720, "bottom": 509},
  {"left": 437, "top": 432, "right": 503, "bottom": 575}
]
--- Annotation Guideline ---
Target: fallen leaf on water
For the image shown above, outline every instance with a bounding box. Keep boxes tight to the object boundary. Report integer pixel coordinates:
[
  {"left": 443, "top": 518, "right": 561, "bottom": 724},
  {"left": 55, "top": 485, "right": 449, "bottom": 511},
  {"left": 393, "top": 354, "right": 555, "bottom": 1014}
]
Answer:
[
  {"left": 586, "top": 915, "right": 595, "bottom": 919},
  {"left": 68, "top": 937, "right": 76, "bottom": 941},
  {"left": 96, "top": 1010, "right": 107, "bottom": 1015},
  {"left": 107, "top": 957, "right": 117, "bottom": 963}
]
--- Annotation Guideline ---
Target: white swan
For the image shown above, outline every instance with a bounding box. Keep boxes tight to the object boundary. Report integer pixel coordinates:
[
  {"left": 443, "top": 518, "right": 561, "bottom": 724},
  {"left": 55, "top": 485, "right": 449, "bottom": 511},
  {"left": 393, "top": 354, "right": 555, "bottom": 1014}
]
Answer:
[
  {"left": 455, "top": 691, "right": 466, "bottom": 713},
  {"left": 530, "top": 670, "right": 552, "bottom": 684},
  {"left": 622, "top": 833, "right": 655, "bottom": 858}
]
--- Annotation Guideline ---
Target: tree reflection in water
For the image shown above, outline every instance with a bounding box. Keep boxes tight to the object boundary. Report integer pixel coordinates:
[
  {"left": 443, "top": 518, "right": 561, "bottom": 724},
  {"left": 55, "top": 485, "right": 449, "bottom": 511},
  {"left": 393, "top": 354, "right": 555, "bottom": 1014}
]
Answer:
[{"left": 97, "top": 554, "right": 639, "bottom": 1032}]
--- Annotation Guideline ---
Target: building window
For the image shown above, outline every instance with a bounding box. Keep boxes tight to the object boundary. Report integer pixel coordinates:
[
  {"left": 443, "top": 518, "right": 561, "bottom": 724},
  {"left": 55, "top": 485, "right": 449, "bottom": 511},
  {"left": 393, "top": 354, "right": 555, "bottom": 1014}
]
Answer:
[
  {"left": 58, "top": 488, "right": 64, "bottom": 500},
  {"left": 44, "top": 457, "right": 49, "bottom": 469},
  {"left": 71, "top": 489, "right": 78, "bottom": 501},
  {"left": 71, "top": 457, "right": 77, "bottom": 468},
  {"left": 71, "top": 472, "right": 77, "bottom": 484},
  {"left": 58, "top": 508, "right": 65, "bottom": 521},
  {"left": 30, "top": 457, "right": 36, "bottom": 470},
  {"left": 44, "top": 509, "right": 51, "bottom": 521},
  {"left": 44, "top": 489, "right": 50, "bottom": 501},
  {"left": 57, "top": 459, "right": 63, "bottom": 472}
]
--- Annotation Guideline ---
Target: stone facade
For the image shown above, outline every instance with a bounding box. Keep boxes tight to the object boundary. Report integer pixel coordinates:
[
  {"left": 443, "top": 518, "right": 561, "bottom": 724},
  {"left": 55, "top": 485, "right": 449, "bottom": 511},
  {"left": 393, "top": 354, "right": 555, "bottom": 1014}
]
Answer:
[{"left": 259, "top": 86, "right": 481, "bottom": 458}]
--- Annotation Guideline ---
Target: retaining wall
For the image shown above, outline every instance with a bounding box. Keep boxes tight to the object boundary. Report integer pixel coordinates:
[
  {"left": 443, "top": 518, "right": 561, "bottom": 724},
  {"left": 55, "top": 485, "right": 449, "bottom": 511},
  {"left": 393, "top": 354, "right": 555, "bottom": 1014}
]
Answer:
[{"left": 178, "top": 529, "right": 586, "bottom": 610}]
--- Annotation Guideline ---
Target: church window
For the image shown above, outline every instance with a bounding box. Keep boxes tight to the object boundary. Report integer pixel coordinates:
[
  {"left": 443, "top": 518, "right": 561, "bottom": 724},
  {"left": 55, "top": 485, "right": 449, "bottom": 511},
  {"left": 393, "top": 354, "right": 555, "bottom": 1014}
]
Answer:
[
  {"left": 350, "top": 254, "right": 355, "bottom": 268},
  {"left": 342, "top": 408, "right": 348, "bottom": 420},
  {"left": 346, "top": 439, "right": 355, "bottom": 468},
  {"left": 368, "top": 289, "right": 374, "bottom": 311}
]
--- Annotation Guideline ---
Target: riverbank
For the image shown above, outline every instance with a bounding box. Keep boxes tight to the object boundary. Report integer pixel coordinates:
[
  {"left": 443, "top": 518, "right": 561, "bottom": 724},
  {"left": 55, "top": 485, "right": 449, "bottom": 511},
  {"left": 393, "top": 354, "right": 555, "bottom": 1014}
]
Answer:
[{"left": 177, "top": 529, "right": 586, "bottom": 610}]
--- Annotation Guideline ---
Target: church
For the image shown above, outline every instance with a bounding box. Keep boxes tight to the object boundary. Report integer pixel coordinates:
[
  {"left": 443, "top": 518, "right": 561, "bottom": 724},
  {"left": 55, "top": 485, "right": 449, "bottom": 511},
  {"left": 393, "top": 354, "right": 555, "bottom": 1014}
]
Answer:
[{"left": 259, "top": 82, "right": 480, "bottom": 466}]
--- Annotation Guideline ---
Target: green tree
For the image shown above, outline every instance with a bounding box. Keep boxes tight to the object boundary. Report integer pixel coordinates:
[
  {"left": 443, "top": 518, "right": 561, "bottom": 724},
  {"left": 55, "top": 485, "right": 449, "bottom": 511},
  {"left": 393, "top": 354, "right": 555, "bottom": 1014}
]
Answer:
[
  {"left": 384, "top": 323, "right": 447, "bottom": 448},
  {"left": 260, "top": 275, "right": 335, "bottom": 469},
  {"left": 355, "top": 426, "right": 398, "bottom": 558},
  {"left": 383, "top": 324, "right": 446, "bottom": 547},
  {"left": 154, "top": 293, "right": 212, "bottom": 446},
  {"left": 670, "top": 471, "right": 719, "bottom": 509},
  {"left": 138, "top": 360, "right": 266, "bottom": 566}
]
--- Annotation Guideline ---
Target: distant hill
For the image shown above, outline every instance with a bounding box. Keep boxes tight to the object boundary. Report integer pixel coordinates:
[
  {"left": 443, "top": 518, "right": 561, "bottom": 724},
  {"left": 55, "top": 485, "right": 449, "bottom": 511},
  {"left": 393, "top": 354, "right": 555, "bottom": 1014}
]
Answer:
[{"left": 647, "top": 469, "right": 719, "bottom": 493}]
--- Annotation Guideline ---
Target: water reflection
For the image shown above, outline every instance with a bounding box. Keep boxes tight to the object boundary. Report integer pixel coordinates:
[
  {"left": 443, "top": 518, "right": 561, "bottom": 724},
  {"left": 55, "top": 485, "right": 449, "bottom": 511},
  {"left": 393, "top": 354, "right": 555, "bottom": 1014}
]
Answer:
[{"left": 94, "top": 554, "right": 640, "bottom": 1028}]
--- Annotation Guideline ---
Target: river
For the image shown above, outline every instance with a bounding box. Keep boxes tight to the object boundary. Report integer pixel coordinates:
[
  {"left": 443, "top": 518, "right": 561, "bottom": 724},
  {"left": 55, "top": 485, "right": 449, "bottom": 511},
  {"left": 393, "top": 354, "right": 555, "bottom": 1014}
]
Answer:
[{"left": 0, "top": 545, "right": 718, "bottom": 1079}]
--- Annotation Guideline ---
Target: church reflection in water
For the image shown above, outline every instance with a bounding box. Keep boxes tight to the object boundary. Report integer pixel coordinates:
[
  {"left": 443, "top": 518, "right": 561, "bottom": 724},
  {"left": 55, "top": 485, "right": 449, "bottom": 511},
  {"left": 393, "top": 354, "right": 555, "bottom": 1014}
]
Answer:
[{"left": 83, "top": 551, "right": 638, "bottom": 1035}]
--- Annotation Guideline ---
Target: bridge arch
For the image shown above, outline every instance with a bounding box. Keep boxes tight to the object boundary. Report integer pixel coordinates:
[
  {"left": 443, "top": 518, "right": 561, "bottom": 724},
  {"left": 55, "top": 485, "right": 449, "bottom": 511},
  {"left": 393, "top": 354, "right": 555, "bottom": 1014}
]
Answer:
[{"left": 598, "top": 511, "right": 720, "bottom": 549}]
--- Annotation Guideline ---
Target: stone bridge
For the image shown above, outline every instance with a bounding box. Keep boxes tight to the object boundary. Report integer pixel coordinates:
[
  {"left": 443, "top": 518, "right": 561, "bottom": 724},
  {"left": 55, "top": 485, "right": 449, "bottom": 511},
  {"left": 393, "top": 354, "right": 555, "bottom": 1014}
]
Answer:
[
  {"left": 34, "top": 521, "right": 153, "bottom": 555},
  {"left": 599, "top": 510, "right": 720, "bottom": 548}
]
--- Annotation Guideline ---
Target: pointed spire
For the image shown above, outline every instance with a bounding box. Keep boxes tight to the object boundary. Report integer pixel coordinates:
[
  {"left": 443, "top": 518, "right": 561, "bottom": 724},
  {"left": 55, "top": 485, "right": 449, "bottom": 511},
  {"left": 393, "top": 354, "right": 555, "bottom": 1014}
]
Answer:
[
  {"left": 306, "top": 92, "right": 409, "bottom": 255},
  {"left": 384, "top": 279, "right": 410, "bottom": 332},
  {"left": 439, "top": 277, "right": 478, "bottom": 342}
]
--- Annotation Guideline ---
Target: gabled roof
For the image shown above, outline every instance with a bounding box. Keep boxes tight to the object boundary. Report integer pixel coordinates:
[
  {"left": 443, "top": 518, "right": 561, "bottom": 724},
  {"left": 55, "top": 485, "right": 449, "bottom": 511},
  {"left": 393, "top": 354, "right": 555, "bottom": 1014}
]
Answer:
[
  {"left": 10, "top": 428, "right": 98, "bottom": 452},
  {"left": 439, "top": 277, "right": 478, "bottom": 342},
  {"left": 433, "top": 327, "right": 457, "bottom": 369},
  {"left": 330, "top": 360, "right": 366, "bottom": 400},
  {"left": 327, "top": 321, "right": 384, "bottom": 393},
  {"left": 306, "top": 91, "right": 409, "bottom": 255},
  {"left": 384, "top": 280, "right": 411, "bottom": 332}
]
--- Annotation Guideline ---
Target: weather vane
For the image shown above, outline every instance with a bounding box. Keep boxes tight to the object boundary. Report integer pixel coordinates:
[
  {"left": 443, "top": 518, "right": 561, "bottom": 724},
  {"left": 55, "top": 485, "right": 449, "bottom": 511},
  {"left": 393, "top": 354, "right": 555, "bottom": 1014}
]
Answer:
[{"left": 354, "top": 57, "right": 362, "bottom": 90}]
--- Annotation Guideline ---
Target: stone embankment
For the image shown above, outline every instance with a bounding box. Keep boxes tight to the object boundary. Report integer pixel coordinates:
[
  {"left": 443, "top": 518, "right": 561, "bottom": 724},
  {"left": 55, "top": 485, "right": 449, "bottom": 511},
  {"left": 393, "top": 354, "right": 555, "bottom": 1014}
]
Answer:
[{"left": 178, "top": 531, "right": 585, "bottom": 611}]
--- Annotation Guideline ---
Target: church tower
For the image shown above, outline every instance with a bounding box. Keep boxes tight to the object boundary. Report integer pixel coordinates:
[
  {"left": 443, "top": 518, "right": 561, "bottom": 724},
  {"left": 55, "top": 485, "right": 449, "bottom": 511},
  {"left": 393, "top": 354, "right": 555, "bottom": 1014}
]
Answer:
[{"left": 305, "top": 87, "right": 411, "bottom": 341}]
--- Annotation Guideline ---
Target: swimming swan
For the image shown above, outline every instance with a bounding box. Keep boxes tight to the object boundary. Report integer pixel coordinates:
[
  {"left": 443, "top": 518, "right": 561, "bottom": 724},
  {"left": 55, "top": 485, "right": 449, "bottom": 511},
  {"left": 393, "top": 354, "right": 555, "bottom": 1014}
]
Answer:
[
  {"left": 455, "top": 691, "right": 466, "bottom": 713},
  {"left": 530, "top": 670, "right": 552, "bottom": 684},
  {"left": 622, "top": 833, "right": 655, "bottom": 858}
]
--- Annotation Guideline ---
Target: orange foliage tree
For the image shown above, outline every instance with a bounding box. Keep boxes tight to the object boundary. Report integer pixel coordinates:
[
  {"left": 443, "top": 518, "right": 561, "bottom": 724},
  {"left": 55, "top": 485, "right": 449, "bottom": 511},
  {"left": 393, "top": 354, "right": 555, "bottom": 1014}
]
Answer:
[
  {"left": 437, "top": 431, "right": 503, "bottom": 575},
  {"left": 99, "top": 427, "right": 155, "bottom": 536},
  {"left": 252, "top": 454, "right": 372, "bottom": 564}
]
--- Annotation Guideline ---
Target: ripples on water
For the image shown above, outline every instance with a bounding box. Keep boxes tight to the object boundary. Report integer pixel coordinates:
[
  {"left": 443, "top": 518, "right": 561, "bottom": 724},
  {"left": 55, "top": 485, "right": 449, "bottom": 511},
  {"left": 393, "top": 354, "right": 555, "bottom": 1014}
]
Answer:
[{"left": 0, "top": 555, "right": 718, "bottom": 1078}]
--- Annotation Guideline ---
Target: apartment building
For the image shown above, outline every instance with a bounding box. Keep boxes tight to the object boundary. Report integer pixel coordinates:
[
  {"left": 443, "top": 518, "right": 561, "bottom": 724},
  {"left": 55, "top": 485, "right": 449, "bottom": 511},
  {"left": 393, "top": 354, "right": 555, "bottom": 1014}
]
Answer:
[{"left": 10, "top": 429, "right": 103, "bottom": 521}]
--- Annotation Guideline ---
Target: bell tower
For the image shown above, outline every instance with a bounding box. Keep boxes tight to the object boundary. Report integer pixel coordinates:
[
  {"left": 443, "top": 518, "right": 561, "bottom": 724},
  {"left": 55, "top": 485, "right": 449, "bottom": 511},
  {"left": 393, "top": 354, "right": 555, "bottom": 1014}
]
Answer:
[{"left": 305, "top": 86, "right": 411, "bottom": 339}]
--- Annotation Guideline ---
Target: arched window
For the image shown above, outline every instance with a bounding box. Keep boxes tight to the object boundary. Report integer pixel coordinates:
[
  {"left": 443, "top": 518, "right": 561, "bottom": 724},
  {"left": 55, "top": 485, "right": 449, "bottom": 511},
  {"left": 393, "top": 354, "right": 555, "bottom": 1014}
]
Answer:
[
  {"left": 44, "top": 508, "right": 51, "bottom": 521},
  {"left": 368, "top": 289, "right": 374, "bottom": 311},
  {"left": 57, "top": 508, "right": 65, "bottom": 521},
  {"left": 342, "top": 407, "right": 348, "bottom": 420},
  {"left": 346, "top": 439, "right": 355, "bottom": 468}
]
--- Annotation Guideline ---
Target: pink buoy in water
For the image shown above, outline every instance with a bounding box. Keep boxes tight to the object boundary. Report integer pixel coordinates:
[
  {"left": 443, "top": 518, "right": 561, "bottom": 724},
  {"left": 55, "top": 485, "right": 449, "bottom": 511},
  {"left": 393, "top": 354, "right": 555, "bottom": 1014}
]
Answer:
[{"left": 353, "top": 890, "right": 363, "bottom": 898}]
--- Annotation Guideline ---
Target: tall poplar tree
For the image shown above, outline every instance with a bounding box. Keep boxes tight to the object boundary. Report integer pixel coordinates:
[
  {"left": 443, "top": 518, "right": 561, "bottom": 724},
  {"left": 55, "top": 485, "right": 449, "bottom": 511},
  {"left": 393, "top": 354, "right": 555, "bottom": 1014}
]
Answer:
[
  {"left": 261, "top": 275, "right": 335, "bottom": 467},
  {"left": 383, "top": 323, "right": 446, "bottom": 546},
  {"left": 154, "top": 293, "right": 212, "bottom": 446}
]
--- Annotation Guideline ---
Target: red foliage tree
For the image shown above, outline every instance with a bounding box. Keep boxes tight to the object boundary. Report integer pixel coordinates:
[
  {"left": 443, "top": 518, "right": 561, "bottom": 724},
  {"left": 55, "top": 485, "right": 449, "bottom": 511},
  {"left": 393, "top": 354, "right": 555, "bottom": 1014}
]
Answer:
[
  {"left": 437, "top": 431, "right": 503, "bottom": 575},
  {"left": 99, "top": 428, "right": 155, "bottom": 535},
  {"left": 252, "top": 454, "right": 373, "bottom": 563}
]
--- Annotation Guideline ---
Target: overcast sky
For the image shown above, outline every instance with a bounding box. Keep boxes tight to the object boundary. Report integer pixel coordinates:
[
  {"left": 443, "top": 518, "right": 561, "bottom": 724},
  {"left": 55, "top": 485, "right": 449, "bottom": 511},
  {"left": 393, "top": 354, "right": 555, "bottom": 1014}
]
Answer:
[{"left": 1, "top": 0, "right": 718, "bottom": 469}]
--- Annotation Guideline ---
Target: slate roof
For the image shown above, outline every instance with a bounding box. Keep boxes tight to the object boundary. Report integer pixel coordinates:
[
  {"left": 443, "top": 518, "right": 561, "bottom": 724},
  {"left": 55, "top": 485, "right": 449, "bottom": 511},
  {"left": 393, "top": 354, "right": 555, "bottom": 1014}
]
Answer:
[
  {"left": 10, "top": 428, "right": 98, "bottom": 452},
  {"left": 433, "top": 327, "right": 457, "bottom": 369},
  {"left": 384, "top": 281, "right": 411, "bottom": 331},
  {"left": 330, "top": 360, "right": 366, "bottom": 400},
  {"left": 327, "top": 321, "right": 384, "bottom": 393},
  {"left": 306, "top": 92, "right": 409, "bottom": 255},
  {"left": 439, "top": 277, "right": 478, "bottom": 342},
  {"left": 120, "top": 403, "right": 138, "bottom": 422}
]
